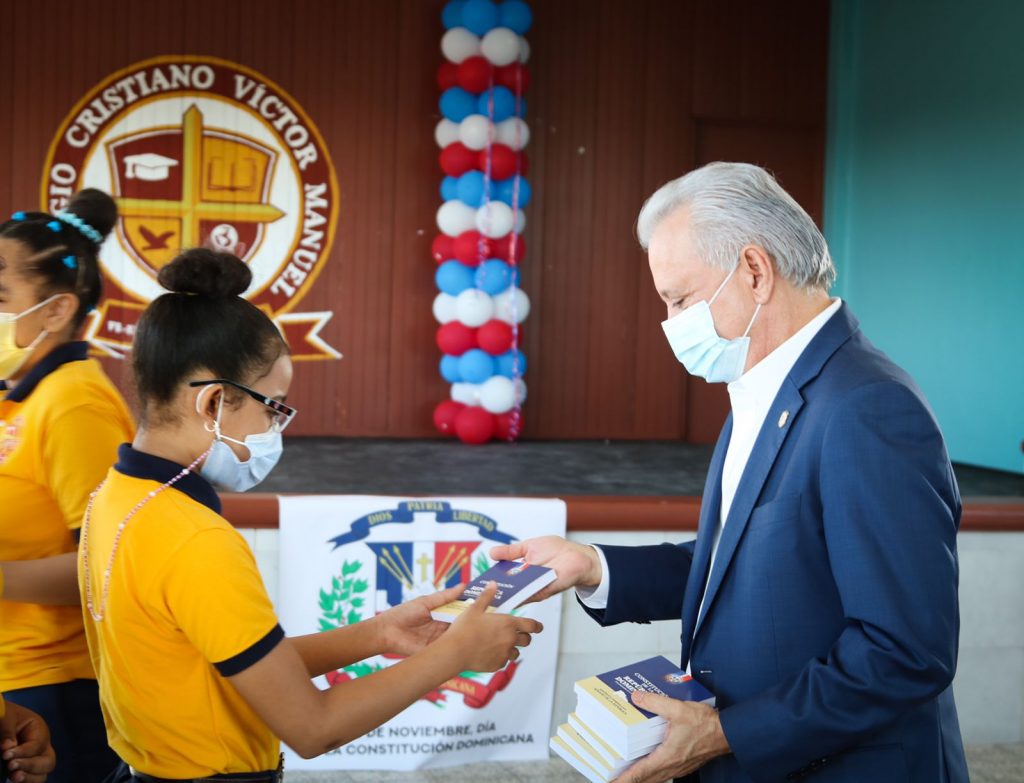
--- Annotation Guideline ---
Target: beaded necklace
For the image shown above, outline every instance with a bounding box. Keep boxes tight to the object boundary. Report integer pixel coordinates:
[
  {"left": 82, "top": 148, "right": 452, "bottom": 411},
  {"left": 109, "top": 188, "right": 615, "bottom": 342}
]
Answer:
[{"left": 81, "top": 446, "right": 212, "bottom": 622}]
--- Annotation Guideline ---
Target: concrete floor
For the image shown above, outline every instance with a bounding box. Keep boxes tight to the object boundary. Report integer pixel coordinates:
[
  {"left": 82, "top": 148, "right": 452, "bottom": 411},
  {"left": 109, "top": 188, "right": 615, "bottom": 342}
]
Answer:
[{"left": 286, "top": 745, "right": 1024, "bottom": 781}]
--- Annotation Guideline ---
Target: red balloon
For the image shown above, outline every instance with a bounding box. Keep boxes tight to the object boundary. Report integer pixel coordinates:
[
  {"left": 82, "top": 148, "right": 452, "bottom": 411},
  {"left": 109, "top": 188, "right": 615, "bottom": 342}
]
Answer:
[
  {"left": 432, "top": 234, "right": 455, "bottom": 264},
  {"left": 480, "top": 144, "right": 513, "bottom": 180},
  {"left": 477, "top": 319, "right": 514, "bottom": 355},
  {"left": 433, "top": 400, "right": 465, "bottom": 435},
  {"left": 455, "top": 406, "right": 495, "bottom": 445},
  {"left": 457, "top": 56, "right": 493, "bottom": 93},
  {"left": 494, "top": 64, "right": 531, "bottom": 93},
  {"left": 453, "top": 230, "right": 492, "bottom": 266},
  {"left": 440, "top": 143, "right": 479, "bottom": 177},
  {"left": 436, "top": 322, "right": 478, "bottom": 356},
  {"left": 437, "top": 62, "right": 459, "bottom": 91},
  {"left": 494, "top": 409, "right": 523, "bottom": 441},
  {"left": 491, "top": 233, "right": 526, "bottom": 263}
]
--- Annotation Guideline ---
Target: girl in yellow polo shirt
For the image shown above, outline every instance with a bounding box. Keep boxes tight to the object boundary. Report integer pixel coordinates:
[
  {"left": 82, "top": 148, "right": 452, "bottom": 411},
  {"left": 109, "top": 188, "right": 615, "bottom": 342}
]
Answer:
[
  {"left": 81, "top": 249, "right": 542, "bottom": 782},
  {"left": 0, "top": 190, "right": 133, "bottom": 782}
]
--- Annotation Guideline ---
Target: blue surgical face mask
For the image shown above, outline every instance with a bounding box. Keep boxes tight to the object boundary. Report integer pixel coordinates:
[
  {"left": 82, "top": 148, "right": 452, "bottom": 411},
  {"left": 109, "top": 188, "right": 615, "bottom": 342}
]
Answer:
[
  {"left": 196, "top": 391, "right": 283, "bottom": 492},
  {"left": 661, "top": 265, "right": 761, "bottom": 384}
]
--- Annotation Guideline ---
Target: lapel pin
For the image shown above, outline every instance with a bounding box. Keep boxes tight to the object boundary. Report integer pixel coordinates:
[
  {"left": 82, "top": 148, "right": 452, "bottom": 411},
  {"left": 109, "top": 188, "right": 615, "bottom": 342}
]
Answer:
[{"left": 778, "top": 410, "right": 789, "bottom": 428}]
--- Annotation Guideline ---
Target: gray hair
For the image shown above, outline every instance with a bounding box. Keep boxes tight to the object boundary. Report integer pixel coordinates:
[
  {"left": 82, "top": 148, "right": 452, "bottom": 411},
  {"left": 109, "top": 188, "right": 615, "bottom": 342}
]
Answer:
[{"left": 636, "top": 162, "right": 835, "bottom": 291}]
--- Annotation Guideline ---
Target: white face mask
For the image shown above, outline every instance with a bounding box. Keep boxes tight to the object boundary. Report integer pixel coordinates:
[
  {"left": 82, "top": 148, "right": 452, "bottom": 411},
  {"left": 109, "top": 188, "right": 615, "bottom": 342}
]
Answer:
[
  {"left": 0, "top": 295, "right": 61, "bottom": 380},
  {"left": 661, "top": 266, "right": 761, "bottom": 384},
  {"left": 195, "top": 390, "right": 283, "bottom": 493}
]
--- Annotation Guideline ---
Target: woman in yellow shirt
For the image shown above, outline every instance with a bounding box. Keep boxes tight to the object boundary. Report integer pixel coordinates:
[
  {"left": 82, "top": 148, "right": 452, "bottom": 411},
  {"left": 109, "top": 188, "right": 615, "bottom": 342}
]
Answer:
[
  {"left": 81, "top": 249, "right": 542, "bottom": 782},
  {"left": 0, "top": 190, "right": 134, "bottom": 782}
]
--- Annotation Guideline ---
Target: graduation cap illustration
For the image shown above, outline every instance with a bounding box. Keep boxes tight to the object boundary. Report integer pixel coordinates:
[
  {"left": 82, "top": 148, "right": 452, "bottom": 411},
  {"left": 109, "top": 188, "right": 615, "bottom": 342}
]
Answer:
[{"left": 123, "top": 152, "right": 179, "bottom": 182}]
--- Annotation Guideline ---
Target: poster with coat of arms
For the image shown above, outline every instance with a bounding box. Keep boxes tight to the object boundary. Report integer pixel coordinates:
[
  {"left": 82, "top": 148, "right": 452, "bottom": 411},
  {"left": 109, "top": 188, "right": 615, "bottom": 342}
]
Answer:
[{"left": 278, "top": 495, "right": 565, "bottom": 771}]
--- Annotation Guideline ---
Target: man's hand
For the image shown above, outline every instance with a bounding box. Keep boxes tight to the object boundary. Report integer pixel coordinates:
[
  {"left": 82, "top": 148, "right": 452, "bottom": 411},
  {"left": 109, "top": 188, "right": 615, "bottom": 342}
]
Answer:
[
  {"left": 372, "top": 584, "right": 465, "bottom": 657},
  {"left": 0, "top": 702, "right": 56, "bottom": 783},
  {"left": 489, "top": 536, "right": 602, "bottom": 602},
  {"left": 612, "top": 691, "right": 730, "bottom": 783}
]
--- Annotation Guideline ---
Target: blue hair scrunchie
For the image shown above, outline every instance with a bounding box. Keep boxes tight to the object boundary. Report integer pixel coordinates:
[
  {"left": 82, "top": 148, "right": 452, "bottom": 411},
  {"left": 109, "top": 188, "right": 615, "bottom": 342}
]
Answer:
[
  {"left": 47, "top": 220, "right": 62, "bottom": 233},
  {"left": 62, "top": 255, "right": 78, "bottom": 270},
  {"left": 56, "top": 212, "right": 103, "bottom": 245},
  {"left": 10, "top": 211, "right": 25, "bottom": 221}
]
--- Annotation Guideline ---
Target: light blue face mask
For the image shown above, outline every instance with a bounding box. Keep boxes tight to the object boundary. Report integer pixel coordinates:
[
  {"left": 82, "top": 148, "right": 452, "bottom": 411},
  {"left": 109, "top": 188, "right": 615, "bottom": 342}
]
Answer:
[
  {"left": 661, "top": 265, "right": 761, "bottom": 384},
  {"left": 196, "top": 391, "right": 283, "bottom": 493}
]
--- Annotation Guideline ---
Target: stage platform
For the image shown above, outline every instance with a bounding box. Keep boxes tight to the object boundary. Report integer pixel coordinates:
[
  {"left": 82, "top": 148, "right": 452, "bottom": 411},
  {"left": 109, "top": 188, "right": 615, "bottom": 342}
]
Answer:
[
  {"left": 261, "top": 437, "right": 1024, "bottom": 498},
  {"left": 222, "top": 438, "right": 1024, "bottom": 532}
]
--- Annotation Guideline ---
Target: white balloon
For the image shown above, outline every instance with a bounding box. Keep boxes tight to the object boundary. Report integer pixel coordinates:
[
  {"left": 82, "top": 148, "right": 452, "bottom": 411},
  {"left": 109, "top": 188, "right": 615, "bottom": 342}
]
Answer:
[
  {"left": 479, "top": 376, "right": 516, "bottom": 414},
  {"left": 441, "top": 28, "right": 481, "bottom": 64},
  {"left": 432, "top": 292, "right": 458, "bottom": 324},
  {"left": 480, "top": 27, "right": 520, "bottom": 66},
  {"left": 455, "top": 289, "right": 495, "bottom": 327},
  {"left": 514, "top": 208, "right": 526, "bottom": 234},
  {"left": 475, "top": 201, "right": 514, "bottom": 238},
  {"left": 450, "top": 382, "right": 480, "bottom": 406},
  {"left": 437, "top": 200, "right": 478, "bottom": 236},
  {"left": 435, "top": 119, "right": 459, "bottom": 148},
  {"left": 493, "top": 287, "right": 530, "bottom": 324},
  {"left": 458, "top": 115, "right": 493, "bottom": 151},
  {"left": 519, "top": 36, "right": 531, "bottom": 63},
  {"left": 513, "top": 378, "right": 527, "bottom": 404},
  {"left": 495, "top": 117, "right": 530, "bottom": 149}
]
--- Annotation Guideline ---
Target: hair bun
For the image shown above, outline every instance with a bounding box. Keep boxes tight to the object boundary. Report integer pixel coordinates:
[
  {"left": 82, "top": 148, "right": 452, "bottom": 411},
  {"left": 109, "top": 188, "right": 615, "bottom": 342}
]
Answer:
[
  {"left": 63, "top": 188, "right": 118, "bottom": 241},
  {"left": 157, "top": 248, "right": 252, "bottom": 298}
]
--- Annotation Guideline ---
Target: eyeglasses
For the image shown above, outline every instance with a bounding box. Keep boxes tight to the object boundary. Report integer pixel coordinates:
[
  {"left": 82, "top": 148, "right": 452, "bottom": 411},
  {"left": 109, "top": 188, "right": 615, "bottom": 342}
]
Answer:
[{"left": 189, "top": 379, "right": 297, "bottom": 433}]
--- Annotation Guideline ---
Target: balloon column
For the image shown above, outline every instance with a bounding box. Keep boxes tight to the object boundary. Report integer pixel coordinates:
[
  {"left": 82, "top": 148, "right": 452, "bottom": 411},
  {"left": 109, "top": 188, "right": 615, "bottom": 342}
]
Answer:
[{"left": 433, "top": 0, "right": 532, "bottom": 445}]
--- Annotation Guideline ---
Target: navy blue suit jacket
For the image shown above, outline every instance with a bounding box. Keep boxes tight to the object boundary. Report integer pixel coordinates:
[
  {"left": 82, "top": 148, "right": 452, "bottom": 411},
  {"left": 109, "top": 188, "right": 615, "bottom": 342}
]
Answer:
[{"left": 582, "top": 304, "right": 968, "bottom": 783}]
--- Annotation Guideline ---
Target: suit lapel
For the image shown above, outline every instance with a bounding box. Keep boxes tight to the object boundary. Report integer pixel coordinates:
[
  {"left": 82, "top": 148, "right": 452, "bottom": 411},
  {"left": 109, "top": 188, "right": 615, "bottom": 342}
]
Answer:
[
  {"left": 680, "top": 414, "right": 730, "bottom": 667},
  {"left": 690, "top": 303, "right": 861, "bottom": 638},
  {"left": 694, "top": 381, "right": 805, "bottom": 634}
]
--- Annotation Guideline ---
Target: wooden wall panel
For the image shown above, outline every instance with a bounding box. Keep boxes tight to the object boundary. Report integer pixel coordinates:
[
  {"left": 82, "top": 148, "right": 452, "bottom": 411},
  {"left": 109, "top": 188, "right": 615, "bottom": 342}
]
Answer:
[{"left": 0, "top": 0, "right": 828, "bottom": 442}]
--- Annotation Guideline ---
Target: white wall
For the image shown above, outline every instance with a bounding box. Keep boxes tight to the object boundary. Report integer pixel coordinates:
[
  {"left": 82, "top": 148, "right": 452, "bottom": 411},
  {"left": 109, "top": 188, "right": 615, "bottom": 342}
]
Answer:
[{"left": 239, "top": 528, "right": 1024, "bottom": 744}]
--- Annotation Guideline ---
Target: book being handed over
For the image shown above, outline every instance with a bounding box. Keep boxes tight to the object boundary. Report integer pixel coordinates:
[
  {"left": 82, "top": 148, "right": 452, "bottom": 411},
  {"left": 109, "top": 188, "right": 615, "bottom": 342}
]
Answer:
[{"left": 430, "top": 560, "right": 556, "bottom": 622}]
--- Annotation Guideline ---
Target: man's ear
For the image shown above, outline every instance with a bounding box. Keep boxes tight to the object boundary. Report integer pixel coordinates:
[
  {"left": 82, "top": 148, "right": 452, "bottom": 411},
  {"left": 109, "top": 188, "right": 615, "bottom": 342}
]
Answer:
[{"left": 740, "top": 244, "right": 775, "bottom": 304}]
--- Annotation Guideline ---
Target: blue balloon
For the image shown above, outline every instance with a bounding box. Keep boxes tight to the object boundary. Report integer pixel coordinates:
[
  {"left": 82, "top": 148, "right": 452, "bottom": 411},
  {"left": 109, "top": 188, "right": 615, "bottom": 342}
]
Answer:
[
  {"left": 494, "top": 176, "right": 531, "bottom": 207},
  {"left": 499, "top": 0, "right": 533, "bottom": 34},
  {"left": 496, "top": 349, "right": 527, "bottom": 378},
  {"left": 456, "top": 170, "right": 487, "bottom": 207},
  {"left": 440, "top": 354, "right": 462, "bottom": 383},
  {"left": 441, "top": 0, "right": 465, "bottom": 29},
  {"left": 461, "top": 0, "right": 499, "bottom": 35},
  {"left": 435, "top": 260, "right": 475, "bottom": 295},
  {"left": 440, "top": 88, "right": 477, "bottom": 123},
  {"left": 477, "top": 259, "right": 519, "bottom": 294},
  {"left": 459, "top": 349, "right": 496, "bottom": 384},
  {"left": 441, "top": 176, "right": 459, "bottom": 202},
  {"left": 478, "top": 87, "right": 526, "bottom": 122}
]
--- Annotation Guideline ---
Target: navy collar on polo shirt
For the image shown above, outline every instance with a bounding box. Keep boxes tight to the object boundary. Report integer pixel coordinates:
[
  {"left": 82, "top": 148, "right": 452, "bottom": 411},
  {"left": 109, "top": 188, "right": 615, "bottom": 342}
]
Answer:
[
  {"left": 3, "top": 341, "right": 89, "bottom": 402},
  {"left": 114, "top": 444, "right": 222, "bottom": 514}
]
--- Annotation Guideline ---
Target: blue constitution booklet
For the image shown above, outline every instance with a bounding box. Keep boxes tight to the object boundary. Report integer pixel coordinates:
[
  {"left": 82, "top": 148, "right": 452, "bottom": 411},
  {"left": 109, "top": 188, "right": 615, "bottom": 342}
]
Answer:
[{"left": 430, "top": 560, "right": 556, "bottom": 622}]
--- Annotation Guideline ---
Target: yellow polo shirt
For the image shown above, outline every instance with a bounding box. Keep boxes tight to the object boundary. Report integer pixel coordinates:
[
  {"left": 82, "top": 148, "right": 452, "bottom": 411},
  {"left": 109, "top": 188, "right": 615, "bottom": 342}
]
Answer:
[
  {"left": 80, "top": 445, "right": 283, "bottom": 776},
  {"left": 0, "top": 342, "right": 134, "bottom": 692}
]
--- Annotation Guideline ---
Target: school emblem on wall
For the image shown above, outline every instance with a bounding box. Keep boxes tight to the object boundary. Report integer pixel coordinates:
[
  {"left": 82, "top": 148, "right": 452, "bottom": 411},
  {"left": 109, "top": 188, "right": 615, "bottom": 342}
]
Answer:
[{"left": 41, "top": 55, "right": 341, "bottom": 360}]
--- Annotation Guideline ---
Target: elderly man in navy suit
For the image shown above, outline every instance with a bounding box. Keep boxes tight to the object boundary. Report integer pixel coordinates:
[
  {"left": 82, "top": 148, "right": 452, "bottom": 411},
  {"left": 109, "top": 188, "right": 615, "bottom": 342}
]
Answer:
[{"left": 493, "top": 162, "right": 967, "bottom": 783}]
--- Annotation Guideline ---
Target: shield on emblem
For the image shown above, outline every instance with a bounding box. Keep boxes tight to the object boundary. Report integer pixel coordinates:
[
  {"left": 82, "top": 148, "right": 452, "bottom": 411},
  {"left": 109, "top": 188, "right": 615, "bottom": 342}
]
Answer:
[{"left": 106, "top": 104, "right": 284, "bottom": 275}]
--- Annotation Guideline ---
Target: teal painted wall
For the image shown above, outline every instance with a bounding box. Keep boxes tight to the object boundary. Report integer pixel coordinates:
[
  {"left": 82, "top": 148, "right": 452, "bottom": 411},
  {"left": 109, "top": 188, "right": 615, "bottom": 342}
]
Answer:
[{"left": 825, "top": 0, "right": 1024, "bottom": 474}]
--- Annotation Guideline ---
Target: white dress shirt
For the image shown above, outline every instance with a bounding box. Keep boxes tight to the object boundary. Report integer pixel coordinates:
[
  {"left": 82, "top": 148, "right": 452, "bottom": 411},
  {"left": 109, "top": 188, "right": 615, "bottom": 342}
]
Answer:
[{"left": 577, "top": 298, "right": 843, "bottom": 634}]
